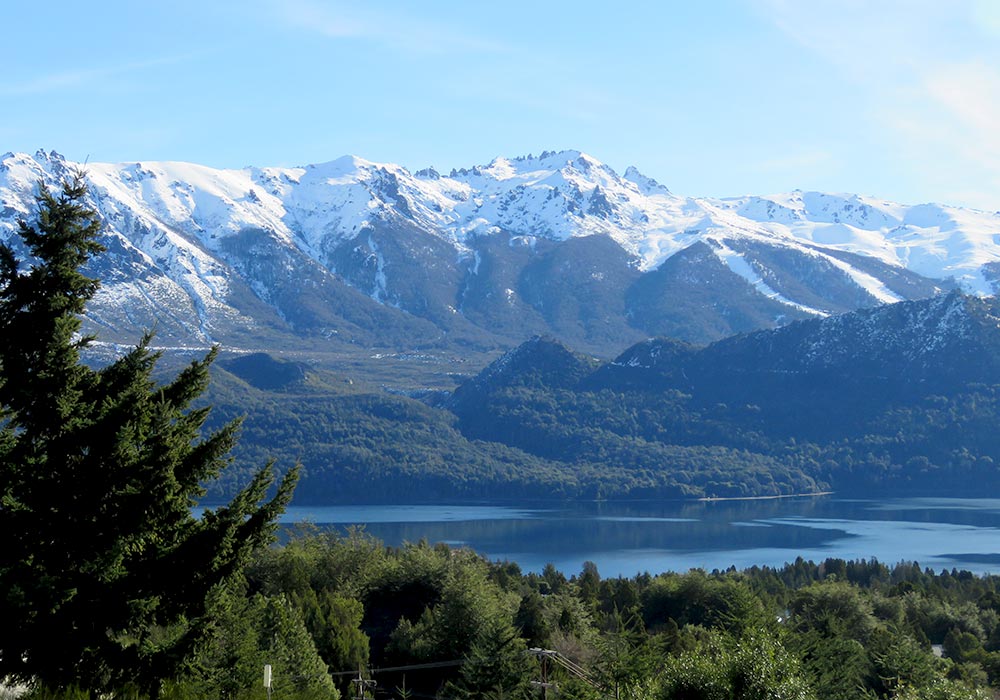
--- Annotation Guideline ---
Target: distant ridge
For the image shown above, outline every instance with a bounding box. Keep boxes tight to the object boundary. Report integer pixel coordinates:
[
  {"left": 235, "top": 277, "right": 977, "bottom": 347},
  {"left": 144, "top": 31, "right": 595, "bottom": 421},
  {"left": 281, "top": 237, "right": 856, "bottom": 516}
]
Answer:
[
  {"left": 2, "top": 148, "right": 993, "bottom": 358},
  {"left": 441, "top": 292, "right": 1000, "bottom": 499}
]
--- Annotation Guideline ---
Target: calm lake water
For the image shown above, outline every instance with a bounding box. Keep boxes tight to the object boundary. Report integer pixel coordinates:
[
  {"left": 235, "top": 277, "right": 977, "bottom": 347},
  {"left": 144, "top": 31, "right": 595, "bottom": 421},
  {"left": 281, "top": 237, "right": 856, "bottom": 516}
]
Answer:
[{"left": 278, "top": 497, "right": 1000, "bottom": 578}]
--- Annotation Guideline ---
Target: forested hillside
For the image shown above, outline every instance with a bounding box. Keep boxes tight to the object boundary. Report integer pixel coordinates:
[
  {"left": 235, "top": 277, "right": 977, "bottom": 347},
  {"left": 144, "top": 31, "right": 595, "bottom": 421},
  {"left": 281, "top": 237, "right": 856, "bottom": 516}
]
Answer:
[
  {"left": 201, "top": 351, "right": 825, "bottom": 503},
  {"left": 203, "top": 293, "right": 1000, "bottom": 503}
]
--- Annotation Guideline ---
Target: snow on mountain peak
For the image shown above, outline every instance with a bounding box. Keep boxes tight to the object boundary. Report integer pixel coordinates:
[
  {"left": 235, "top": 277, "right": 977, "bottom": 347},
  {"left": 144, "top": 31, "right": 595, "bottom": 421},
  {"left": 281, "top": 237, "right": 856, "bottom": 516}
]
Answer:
[
  {"left": 5, "top": 148, "right": 1000, "bottom": 303},
  {"left": 623, "top": 166, "right": 670, "bottom": 196}
]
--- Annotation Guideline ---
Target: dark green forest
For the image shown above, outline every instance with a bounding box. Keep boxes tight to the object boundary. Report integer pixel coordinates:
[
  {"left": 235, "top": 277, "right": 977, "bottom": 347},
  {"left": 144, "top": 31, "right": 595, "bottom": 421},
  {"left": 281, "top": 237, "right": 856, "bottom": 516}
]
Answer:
[{"left": 201, "top": 321, "right": 1000, "bottom": 503}]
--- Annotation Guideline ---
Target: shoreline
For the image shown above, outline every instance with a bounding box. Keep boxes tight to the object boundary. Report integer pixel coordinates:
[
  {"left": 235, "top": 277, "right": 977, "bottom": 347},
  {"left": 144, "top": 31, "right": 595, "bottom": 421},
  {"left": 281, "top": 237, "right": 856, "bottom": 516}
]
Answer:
[{"left": 698, "top": 491, "right": 834, "bottom": 503}]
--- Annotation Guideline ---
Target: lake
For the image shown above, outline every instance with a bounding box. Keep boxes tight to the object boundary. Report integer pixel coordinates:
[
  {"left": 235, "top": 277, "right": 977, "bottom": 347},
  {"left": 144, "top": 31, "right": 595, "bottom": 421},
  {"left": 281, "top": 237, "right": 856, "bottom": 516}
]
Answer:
[{"left": 278, "top": 496, "right": 1000, "bottom": 578}]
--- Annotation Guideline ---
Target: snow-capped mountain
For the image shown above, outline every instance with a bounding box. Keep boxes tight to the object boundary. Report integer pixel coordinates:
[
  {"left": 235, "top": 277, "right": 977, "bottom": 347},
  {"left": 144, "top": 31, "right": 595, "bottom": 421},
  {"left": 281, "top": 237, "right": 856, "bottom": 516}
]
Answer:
[{"left": 1, "top": 148, "right": 996, "bottom": 355}]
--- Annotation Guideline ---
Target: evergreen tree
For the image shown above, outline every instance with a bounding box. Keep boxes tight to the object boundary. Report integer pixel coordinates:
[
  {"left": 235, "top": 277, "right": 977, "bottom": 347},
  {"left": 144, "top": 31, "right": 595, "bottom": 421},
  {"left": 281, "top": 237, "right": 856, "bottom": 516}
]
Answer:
[
  {"left": 450, "top": 613, "right": 532, "bottom": 700},
  {"left": 0, "top": 174, "right": 298, "bottom": 696},
  {"left": 180, "top": 581, "right": 337, "bottom": 700}
]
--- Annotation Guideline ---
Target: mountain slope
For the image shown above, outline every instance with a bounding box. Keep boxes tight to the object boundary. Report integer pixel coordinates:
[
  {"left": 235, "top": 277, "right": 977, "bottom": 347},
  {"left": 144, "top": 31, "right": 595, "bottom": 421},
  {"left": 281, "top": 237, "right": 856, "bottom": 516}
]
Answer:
[
  {"left": 598, "top": 292, "right": 1000, "bottom": 394},
  {"left": 447, "top": 293, "right": 1000, "bottom": 498},
  {"left": 2, "top": 148, "right": 989, "bottom": 360}
]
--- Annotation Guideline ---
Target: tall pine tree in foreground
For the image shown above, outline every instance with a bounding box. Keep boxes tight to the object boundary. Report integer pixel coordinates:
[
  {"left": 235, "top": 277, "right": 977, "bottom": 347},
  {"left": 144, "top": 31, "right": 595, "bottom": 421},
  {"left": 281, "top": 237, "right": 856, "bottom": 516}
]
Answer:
[{"left": 0, "top": 173, "right": 298, "bottom": 697}]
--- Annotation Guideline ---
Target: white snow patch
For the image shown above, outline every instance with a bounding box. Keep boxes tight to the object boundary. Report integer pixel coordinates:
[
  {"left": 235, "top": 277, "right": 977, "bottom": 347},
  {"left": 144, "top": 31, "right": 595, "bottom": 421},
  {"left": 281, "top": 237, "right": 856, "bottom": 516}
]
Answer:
[
  {"left": 820, "top": 254, "right": 904, "bottom": 304},
  {"left": 713, "top": 241, "right": 828, "bottom": 317},
  {"left": 368, "top": 234, "right": 388, "bottom": 303}
]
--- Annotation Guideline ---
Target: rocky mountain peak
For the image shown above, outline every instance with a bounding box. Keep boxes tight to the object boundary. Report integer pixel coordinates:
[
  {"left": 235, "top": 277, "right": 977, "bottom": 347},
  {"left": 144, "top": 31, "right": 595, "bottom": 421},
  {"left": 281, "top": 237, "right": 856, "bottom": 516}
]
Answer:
[{"left": 2, "top": 148, "right": 998, "bottom": 356}]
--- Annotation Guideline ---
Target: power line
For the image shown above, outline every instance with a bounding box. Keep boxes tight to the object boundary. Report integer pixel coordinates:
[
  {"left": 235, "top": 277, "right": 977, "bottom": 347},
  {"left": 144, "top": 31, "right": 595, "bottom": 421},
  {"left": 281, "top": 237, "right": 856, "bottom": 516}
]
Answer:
[
  {"left": 330, "top": 659, "right": 466, "bottom": 677},
  {"left": 332, "top": 648, "right": 606, "bottom": 693}
]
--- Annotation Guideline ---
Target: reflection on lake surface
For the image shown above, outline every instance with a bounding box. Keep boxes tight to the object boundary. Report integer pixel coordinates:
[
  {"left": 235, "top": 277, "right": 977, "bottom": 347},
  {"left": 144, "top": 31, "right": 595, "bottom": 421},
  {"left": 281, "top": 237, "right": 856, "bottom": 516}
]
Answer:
[{"left": 279, "top": 497, "right": 1000, "bottom": 578}]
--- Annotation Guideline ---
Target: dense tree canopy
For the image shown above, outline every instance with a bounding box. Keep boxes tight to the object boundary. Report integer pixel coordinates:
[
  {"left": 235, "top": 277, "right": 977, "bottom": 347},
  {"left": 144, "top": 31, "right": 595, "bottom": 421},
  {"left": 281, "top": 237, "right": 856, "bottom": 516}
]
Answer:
[
  {"left": 0, "top": 174, "right": 298, "bottom": 696},
  {"left": 240, "top": 530, "right": 999, "bottom": 700}
]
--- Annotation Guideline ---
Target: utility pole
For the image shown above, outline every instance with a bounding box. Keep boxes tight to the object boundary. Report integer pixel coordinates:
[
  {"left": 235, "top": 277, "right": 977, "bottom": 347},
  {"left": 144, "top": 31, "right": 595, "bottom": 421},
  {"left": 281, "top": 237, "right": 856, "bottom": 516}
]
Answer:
[
  {"left": 528, "top": 648, "right": 559, "bottom": 699},
  {"left": 264, "top": 664, "right": 272, "bottom": 700}
]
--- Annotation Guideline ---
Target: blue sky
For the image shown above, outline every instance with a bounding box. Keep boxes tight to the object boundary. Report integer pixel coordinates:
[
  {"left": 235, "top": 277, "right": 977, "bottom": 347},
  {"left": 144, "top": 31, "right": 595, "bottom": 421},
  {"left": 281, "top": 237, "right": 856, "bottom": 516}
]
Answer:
[{"left": 3, "top": 1, "right": 1000, "bottom": 210}]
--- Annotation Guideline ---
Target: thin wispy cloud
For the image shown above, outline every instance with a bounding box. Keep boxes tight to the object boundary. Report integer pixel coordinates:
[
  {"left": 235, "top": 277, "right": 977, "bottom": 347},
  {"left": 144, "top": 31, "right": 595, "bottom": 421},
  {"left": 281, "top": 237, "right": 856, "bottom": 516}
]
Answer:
[
  {"left": 0, "top": 51, "right": 211, "bottom": 98},
  {"left": 924, "top": 62, "right": 1000, "bottom": 159},
  {"left": 756, "top": 0, "right": 1000, "bottom": 208},
  {"left": 891, "top": 61, "right": 1000, "bottom": 209},
  {"left": 270, "top": 0, "right": 510, "bottom": 55},
  {"left": 971, "top": 0, "right": 1000, "bottom": 36},
  {"left": 758, "top": 149, "right": 837, "bottom": 175},
  {"left": 757, "top": 0, "right": 950, "bottom": 77}
]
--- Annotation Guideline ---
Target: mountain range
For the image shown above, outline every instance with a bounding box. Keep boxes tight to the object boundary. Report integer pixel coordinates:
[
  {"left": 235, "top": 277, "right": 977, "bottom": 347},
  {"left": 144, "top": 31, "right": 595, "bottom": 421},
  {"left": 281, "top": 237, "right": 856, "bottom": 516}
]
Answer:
[{"left": 3, "top": 148, "right": 999, "bottom": 366}]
